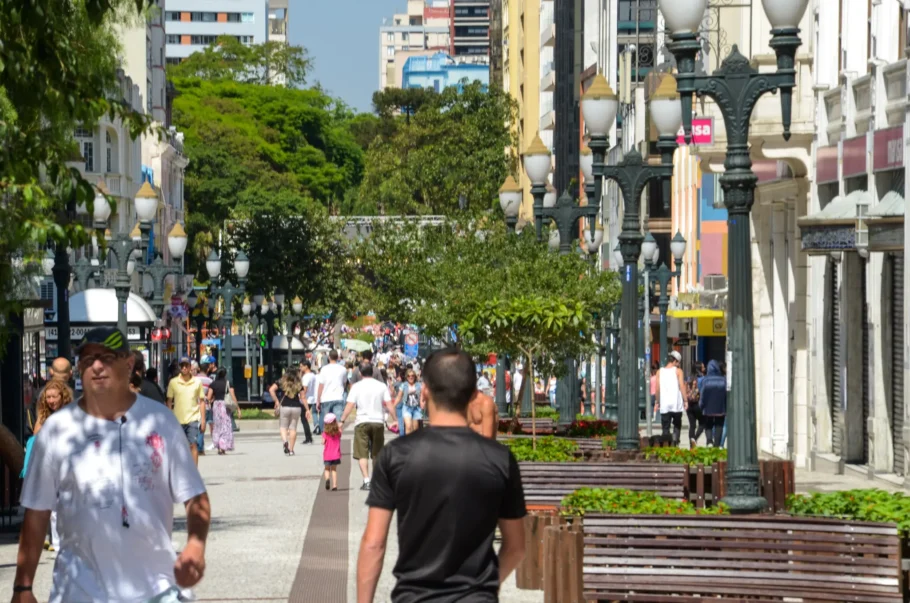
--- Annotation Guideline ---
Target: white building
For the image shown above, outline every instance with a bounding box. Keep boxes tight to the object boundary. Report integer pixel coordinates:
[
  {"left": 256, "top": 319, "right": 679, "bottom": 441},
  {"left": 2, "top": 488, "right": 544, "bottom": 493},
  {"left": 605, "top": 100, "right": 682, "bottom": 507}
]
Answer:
[
  {"left": 164, "top": 0, "right": 269, "bottom": 63},
  {"left": 379, "top": 0, "right": 452, "bottom": 90}
]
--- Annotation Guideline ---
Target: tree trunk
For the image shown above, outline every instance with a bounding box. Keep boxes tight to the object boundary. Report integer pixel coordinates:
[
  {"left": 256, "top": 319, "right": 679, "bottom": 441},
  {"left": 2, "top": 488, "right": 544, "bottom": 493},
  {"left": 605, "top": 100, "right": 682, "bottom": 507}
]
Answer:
[{"left": 529, "top": 353, "right": 536, "bottom": 450}]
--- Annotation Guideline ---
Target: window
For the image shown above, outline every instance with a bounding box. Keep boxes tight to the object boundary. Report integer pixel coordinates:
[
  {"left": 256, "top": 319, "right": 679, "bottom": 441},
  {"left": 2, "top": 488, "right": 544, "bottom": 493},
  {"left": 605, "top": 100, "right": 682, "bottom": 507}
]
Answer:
[
  {"left": 241, "top": 12, "right": 254, "bottom": 23},
  {"left": 166, "top": 34, "right": 180, "bottom": 44},
  {"left": 386, "top": 32, "right": 393, "bottom": 42},
  {"left": 166, "top": 57, "right": 182, "bottom": 65},
  {"left": 236, "top": 35, "right": 254, "bottom": 44},
  {"left": 165, "top": 11, "right": 180, "bottom": 20},
  {"left": 455, "top": 26, "right": 489, "bottom": 37},
  {"left": 74, "top": 126, "right": 93, "bottom": 138},
  {"left": 191, "top": 35, "right": 219, "bottom": 45},
  {"left": 105, "top": 132, "right": 112, "bottom": 173},
  {"left": 386, "top": 45, "right": 395, "bottom": 57},
  {"left": 402, "top": 32, "right": 409, "bottom": 42},
  {"left": 618, "top": 0, "right": 656, "bottom": 26},
  {"left": 83, "top": 141, "right": 94, "bottom": 172},
  {"left": 202, "top": 11, "right": 216, "bottom": 21},
  {"left": 227, "top": 12, "right": 241, "bottom": 22}
]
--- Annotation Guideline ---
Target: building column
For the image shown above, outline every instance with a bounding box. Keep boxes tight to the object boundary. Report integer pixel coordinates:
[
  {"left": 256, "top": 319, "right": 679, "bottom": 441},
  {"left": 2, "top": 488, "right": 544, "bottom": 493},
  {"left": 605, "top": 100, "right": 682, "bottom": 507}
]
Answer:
[
  {"left": 870, "top": 249, "right": 894, "bottom": 472},
  {"left": 770, "top": 203, "right": 792, "bottom": 459},
  {"left": 791, "top": 182, "right": 811, "bottom": 467},
  {"left": 752, "top": 201, "right": 774, "bottom": 455}
]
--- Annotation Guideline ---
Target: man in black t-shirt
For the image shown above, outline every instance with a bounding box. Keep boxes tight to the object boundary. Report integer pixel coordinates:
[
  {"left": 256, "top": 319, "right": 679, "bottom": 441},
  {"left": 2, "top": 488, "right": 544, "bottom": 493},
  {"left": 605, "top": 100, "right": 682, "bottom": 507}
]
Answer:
[{"left": 359, "top": 348, "right": 527, "bottom": 602}]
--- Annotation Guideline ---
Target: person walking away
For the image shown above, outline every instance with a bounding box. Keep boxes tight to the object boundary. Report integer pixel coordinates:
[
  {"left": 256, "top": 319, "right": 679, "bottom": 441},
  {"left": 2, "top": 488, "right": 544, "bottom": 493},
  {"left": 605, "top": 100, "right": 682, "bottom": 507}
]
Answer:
[
  {"left": 20, "top": 381, "right": 73, "bottom": 553},
  {"left": 166, "top": 358, "right": 206, "bottom": 466},
  {"left": 322, "top": 413, "right": 342, "bottom": 491},
  {"left": 476, "top": 371, "right": 493, "bottom": 398},
  {"left": 13, "top": 327, "right": 210, "bottom": 603},
  {"left": 686, "top": 362, "right": 706, "bottom": 448},
  {"left": 301, "top": 361, "right": 319, "bottom": 435},
  {"left": 394, "top": 370, "right": 423, "bottom": 435},
  {"left": 316, "top": 350, "right": 348, "bottom": 432},
  {"left": 131, "top": 351, "right": 166, "bottom": 405},
  {"left": 357, "top": 348, "right": 526, "bottom": 602},
  {"left": 468, "top": 389, "right": 498, "bottom": 439},
  {"left": 649, "top": 363, "right": 659, "bottom": 410},
  {"left": 270, "top": 367, "right": 310, "bottom": 456},
  {"left": 208, "top": 368, "right": 238, "bottom": 454},
  {"left": 340, "top": 364, "right": 394, "bottom": 491},
  {"left": 654, "top": 351, "right": 688, "bottom": 447},
  {"left": 701, "top": 360, "right": 728, "bottom": 447}
]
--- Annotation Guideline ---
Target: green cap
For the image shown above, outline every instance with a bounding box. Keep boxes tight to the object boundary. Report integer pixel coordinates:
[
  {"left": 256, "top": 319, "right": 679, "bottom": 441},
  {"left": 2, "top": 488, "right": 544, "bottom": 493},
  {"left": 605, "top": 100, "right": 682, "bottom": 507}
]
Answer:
[{"left": 75, "top": 327, "right": 130, "bottom": 354}]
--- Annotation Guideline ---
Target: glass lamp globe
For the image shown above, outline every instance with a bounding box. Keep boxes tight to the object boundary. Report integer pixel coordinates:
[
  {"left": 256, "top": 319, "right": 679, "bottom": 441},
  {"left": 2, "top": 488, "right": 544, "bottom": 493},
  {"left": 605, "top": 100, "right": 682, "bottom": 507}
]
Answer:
[
  {"left": 167, "top": 223, "right": 188, "bottom": 259},
  {"left": 762, "top": 0, "right": 809, "bottom": 29},
  {"left": 548, "top": 229, "right": 560, "bottom": 251},
  {"left": 642, "top": 232, "right": 658, "bottom": 263},
  {"left": 650, "top": 75, "right": 684, "bottom": 138},
  {"left": 274, "top": 289, "right": 286, "bottom": 307},
  {"left": 42, "top": 248, "right": 55, "bottom": 275},
  {"left": 671, "top": 231, "right": 688, "bottom": 260},
  {"left": 127, "top": 259, "right": 136, "bottom": 276},
  {"left": 543, "top": 184, "right": 557, "bottom": 209},
  {"left": 498, "top": 175, "right": 522, "bottom": 218},
  {"left": 658, "top": 0, "right": 708, "bottom": 34},
  {"left": 187, "top": 290, "right": 198, "bottom": 309},
  {"left": 253, "top": 291, "right": 265, "bottom": 306},
  {"left": 580, "top": 147, "right": 594, "bottom": 183},
  {"left": 584, "top": 226, "right": 604, "bottom": 253},
  {"left": 93, "top": 192, "right": 112, "bottom": 224},
  {"left": 581, "top": 75, "right": 619, "bottom": 137},
  {"left": 522, "top": 135, "right": 552, "bottom": 186},
  {"left": 242, "top": 298, "right": 251, "bottom": 316},
  {"left": 134, "top": 181, "right": 158, "bottom": 223},
  {"left": 234, "top": 250, "right": 250, "bottom": 279},
  {"left": 76, "top": 200, "right": 88, "bottom": 216},
  {"left": 292, "top": 296, "right": 303, "bottom": 314},
  {"left": 205, "top": 250, "right": 222, "bottom": 279}
]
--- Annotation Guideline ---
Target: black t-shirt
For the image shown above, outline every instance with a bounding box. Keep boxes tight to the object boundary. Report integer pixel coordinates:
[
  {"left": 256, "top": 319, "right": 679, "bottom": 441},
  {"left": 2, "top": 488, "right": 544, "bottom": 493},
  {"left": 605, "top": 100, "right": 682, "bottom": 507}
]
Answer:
[
  {"left": 139, "top": 379, "right": 166, "bottom": 404},
  {"left": 276, "top": 387, "right": 302, "bottom": 408},
  {"left": 366, "top": 426, "right": 527, "bottom": 602},
  {"left": 210, "top": 379, "right": 228, "bottom": 401}
]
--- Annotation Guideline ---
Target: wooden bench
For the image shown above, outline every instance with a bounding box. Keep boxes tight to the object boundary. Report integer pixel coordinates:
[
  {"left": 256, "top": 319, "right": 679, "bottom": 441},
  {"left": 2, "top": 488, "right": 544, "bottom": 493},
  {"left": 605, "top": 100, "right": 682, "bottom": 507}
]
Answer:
[
  {"left": 519, "top": 462, "right": 688, "bottom": 507},
  {"left": 580, "top": 514, "right": 904, "bottom": 602},
  {"left": 516, "top": 418, "right": 556, "bottom": 434}
]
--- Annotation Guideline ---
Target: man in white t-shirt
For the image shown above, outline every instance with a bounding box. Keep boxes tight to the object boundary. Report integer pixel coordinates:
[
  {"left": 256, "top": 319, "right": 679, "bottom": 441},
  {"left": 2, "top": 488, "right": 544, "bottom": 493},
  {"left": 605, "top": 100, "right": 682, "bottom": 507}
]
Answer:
[
  {"left": 12, "top": 327, "right": 210, "bottom": 603},
  {"left": 316, "top": 349, "right": 348, "bottom": 432},
  {"left": 340, "top": 364, "right": 394, "bottom": 491},
  {"left": 300, "top": 360, "right": 319, "bottom": 434}
]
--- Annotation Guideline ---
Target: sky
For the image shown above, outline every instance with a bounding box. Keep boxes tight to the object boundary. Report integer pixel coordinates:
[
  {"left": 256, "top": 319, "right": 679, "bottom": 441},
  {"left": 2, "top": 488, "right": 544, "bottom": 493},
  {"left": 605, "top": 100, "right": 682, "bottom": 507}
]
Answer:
[{"left": 290, "top": 0, "right": 405, "bottom": 113}]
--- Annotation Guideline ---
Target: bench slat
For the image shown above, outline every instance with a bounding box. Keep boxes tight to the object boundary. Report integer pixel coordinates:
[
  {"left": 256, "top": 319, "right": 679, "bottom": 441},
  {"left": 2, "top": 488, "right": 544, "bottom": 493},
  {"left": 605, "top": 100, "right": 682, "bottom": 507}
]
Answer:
[
  {"left": 584, "top": 536, "right": 900, "bottom": 556},
  {"left": 584, "top": 526, "right": 900, "bottom": 546},
  {"left": 584, "top": 584, "right": 903, "bottom": 603},
  {"left": 582, "top": 555, "right": 899, "bottom": 577},
  {"left": 581, "top": 546, "right": 900, "bottom": 567}
]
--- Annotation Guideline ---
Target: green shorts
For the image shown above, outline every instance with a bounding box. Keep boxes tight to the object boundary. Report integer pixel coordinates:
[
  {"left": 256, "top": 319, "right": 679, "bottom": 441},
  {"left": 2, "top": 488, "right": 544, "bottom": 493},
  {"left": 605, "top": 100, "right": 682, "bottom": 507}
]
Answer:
[{"left": 353, "top": 423, "right": 384, "bottom": 460}]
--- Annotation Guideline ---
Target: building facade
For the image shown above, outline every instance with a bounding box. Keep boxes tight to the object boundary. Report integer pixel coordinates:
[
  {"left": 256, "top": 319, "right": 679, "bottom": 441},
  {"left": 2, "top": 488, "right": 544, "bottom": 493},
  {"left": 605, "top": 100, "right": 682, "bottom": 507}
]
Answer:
[
  {"left": 450, "top": 0, "right": 490, "bottom": 58},
  {"left": 164, "top": 0, "right": 269, "bottom": 62},
  {"left": 402, "top": 52, "right": 490, "bottom": 90},
  {"left": 379, "top": 0, "right": 452, "bottom": 90}
]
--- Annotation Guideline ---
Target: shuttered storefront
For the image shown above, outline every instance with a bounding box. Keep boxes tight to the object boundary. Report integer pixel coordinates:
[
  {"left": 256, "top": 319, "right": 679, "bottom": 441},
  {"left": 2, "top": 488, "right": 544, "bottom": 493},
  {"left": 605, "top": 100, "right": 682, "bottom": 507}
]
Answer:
[
  {"left": 862, "top": 261, "right": 870, "bottom": 465},
  {"left": 831, "top": 260, "right": 845, "bottom": 457},
  {"left": 893, "top": 255, "right": 905, "bottom": 476}
]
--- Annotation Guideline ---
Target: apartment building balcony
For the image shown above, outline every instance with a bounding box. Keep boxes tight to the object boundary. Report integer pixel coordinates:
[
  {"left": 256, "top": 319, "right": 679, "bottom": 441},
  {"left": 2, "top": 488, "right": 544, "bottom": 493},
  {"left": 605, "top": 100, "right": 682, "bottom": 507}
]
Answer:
[
  {"left": 541, "top": 61, "right": 555, "bottom": 92},
  {"left": 883, "top": 60, "right": 909, "bottom": 127},
  {"left": 540, "top": 95, "right": 555, "bottom": 131},
  {"left": 540, "top": 2, "right": 554, "bottom": 48}
]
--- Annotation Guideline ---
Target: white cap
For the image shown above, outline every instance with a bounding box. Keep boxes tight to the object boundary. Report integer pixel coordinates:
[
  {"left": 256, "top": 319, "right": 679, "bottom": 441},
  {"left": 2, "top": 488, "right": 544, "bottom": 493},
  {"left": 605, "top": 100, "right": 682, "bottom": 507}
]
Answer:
[{"left": 669, "top": 351, "right": 682, "bottom": 362}]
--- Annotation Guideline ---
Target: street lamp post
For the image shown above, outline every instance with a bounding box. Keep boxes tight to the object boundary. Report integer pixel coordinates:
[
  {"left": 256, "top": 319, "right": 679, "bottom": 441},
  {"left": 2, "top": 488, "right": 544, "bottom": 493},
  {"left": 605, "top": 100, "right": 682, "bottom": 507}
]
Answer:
[
  {"left": 523, "top": 137, "right": 602, "bottom": 427},
  {"left": 642, "top": 231, "right": 687, "bottom": 364},
  {"left": 207, "top": 250, "right": 250, "bottom": 385},
  {"left": 661, "top": 0, "right": 808, "bottom": 513},
  {"left": 584, "top": 74, "right": 682, "bottom": 451},
  {"left": 108, "top": 231, "right": 137, "bottom": 336},
  {"left": 283, "top": 296, "right": 304, "bottom": 369},
  {"left": 498, "top": 174, "right": 526, "bottom": 417}
]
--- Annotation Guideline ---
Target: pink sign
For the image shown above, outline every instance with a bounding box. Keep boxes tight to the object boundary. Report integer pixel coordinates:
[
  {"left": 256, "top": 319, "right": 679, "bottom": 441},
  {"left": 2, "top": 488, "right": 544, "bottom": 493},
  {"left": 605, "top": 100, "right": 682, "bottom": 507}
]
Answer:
[
  {"left": 676, "top": 117, "right": 714, "bottom": 145},
  {"left": 817, "top": 145, "right": 838, "bottom": 183},
  {"left": 842, "top": 135, "right": 867, "bottom": 178},
  {"left": 873, "top": 126, "right": 904, "bottom": 172}
]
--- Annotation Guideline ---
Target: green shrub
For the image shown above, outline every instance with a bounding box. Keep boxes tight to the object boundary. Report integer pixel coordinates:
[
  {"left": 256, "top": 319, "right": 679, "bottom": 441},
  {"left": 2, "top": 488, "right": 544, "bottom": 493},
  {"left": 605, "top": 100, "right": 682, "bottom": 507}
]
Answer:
[
  {"left": 576, "top": 414, "right": 596, "bottom": 421},
  {"left": 503, "top": 436, "right": 579, "bottom": 462},
  {"left": 566, "top": 419, "right": 617, "bottom": 438},
  {"left": 603, "top": 435, "right": 616, "bottom": 450},
  {"left": 787, "top": 490, "right": 910, "bottom": 537},
  {"left": 561, "top": 487, "right": 729, "bottom": 516},
  {"left": 353, "top": 332, "right": 375, "bottom": 343},
  {"left": 643, "top": 446, "right": 728, "bottom": 466},
  {"left": 527, "top": 405, "right": 559, "bottom": 420}
]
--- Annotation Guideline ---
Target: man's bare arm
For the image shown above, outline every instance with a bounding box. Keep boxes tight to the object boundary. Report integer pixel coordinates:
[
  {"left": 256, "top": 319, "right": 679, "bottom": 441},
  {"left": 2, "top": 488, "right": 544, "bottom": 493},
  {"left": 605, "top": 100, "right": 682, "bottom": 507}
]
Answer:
[
  {"left": 497, "top": 517, "right": 526, "bottom": 584},
  {"left": 358, "top": 507, "right": 393, "bottom": 603},
  {"left": 482, "top": 398, "right": 498, "bottom": 439},
  {"left": 175, "top": 493, "right": 210, "bottom": 588},
  {"left": 12, "top": 509, "right": 51, "bottom": 594}
]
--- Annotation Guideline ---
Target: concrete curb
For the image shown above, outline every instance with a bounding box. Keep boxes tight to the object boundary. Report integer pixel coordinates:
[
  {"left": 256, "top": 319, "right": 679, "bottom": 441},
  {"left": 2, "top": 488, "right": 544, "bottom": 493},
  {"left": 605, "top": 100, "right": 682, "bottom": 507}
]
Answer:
[{"left": 235, "top": 419, "right": 280, "bottom": 431}]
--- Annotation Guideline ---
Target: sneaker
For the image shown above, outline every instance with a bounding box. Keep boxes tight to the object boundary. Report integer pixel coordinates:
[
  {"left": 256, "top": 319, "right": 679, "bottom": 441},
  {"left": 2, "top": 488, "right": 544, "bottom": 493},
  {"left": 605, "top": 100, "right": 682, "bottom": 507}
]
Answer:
[
  {"left": 47, "top": 544, "right": 55, "bottom": 552},
  {"left": 206, "top": 444, "right": 216, "bottom": 451},
  {"left": 44, "top": 540, "right": 50, "bottom": 550},
  {"left": 283, "top": 441, "right": 289, "bottom": 455},
  {"left": 690, "top": 439, "right": 697, "bottom": 449},
  {"left": 360, "top": 482, "right": 371, "bottom": 491}
]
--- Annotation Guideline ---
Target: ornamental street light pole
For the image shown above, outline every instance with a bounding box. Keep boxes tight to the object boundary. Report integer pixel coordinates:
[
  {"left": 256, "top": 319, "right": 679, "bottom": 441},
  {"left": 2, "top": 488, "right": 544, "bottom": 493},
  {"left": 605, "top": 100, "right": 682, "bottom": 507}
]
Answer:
[
  {"left": 283, "top": 296, "right": 304, "bottom": 369},
  {"left": 661, "top": 0, "right": 807, "bottom": 513},
  {"left": 642, "top": 231, "right": 687, "bottom": 363},
  {"left": 207, "top": 250, "right": 250, "bottom": 385},
  {"left": 585, "top": 74, "right": 682, "bottom": 451}
]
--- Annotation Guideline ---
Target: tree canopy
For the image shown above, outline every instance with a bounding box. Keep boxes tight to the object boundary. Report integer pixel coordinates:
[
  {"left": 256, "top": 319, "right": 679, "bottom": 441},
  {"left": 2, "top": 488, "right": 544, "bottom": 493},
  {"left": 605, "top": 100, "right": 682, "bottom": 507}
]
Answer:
[
  {"left": 358, "top": 82, "right": 518, "bottom": 215},
  {"left": 167, "top": 37, "right": 312, "bottom": 87}
]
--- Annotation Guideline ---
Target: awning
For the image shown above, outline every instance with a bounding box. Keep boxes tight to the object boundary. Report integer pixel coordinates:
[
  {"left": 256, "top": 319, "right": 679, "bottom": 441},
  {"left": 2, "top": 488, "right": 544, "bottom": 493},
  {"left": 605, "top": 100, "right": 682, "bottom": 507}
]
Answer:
[
  {"left": 667, "top": 309, "right": 724, "bottom": 318},
  {"left": 868, "top": 191, "right": 905, "bottom": 251},
  {"left": 798, "top": 190, "right": 873, "bottom": 254}
]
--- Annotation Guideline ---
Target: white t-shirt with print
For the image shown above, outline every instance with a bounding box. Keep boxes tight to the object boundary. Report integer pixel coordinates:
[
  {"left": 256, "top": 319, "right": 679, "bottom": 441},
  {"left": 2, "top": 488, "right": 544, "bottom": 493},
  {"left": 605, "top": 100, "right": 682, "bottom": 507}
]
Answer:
[
  {"left": 347, "top": 378, "right": 392, "bottom": 426},
  {"left": 301, "top": 372, "right": 317, "bottom": 403},
  {"left": 20, "top": 395, "right": 207, "bottom": 603},
  {"left": 317, "top": 362, "right": 348, "bottom": 402}
]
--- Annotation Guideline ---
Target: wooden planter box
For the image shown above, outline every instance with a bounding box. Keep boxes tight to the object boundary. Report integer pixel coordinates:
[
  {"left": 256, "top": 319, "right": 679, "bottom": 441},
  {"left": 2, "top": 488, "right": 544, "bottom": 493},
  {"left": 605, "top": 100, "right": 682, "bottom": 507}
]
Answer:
[{"left": 516, "top": 512, "right": 567, "bottom": 590}]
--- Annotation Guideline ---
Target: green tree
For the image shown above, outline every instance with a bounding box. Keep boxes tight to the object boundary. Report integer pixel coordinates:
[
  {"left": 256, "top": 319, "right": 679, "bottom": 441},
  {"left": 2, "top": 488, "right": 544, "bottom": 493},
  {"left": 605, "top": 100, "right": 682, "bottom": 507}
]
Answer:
[
  {"left": 359, "top": 83, "right": 518, "bottom": 215},
  {"left": 167, "top": 37, "right": 312, "bottom": 87}
]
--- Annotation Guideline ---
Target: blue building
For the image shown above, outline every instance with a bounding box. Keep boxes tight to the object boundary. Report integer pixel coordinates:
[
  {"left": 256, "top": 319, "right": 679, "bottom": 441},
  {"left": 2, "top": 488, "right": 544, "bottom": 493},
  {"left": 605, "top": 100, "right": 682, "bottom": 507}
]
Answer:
[{"left": 402, "top": 52, "right": 489, "bottom": 92}]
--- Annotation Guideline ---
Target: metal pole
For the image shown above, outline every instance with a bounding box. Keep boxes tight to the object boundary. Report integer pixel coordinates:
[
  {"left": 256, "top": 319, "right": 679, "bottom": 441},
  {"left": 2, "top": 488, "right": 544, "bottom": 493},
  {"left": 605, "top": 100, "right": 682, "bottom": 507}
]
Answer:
[
  {"left": 222, "top": 297, "right": 234, "bottom": 385},
  {"left": 495, "top": 355, "right": 508, "bottom": 415},
  {"left": 53, "top": 245, "right": 72, "bottom": 361}
]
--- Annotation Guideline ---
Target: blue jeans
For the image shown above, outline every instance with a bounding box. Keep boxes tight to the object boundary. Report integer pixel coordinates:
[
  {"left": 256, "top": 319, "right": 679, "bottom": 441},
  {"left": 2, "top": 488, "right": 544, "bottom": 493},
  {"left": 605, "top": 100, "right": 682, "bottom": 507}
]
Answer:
[
  {"left": 320, "top": 400, "right": 344, "bottom": 430},
  {"left": 720, "top": 419, "right": 727, "bottom": 447},
  {"left": 402, "top": 405, "right": 422, "bottom": 420},
  {"left": 396, "top": 403, "right": 405, "bottom": 436}
]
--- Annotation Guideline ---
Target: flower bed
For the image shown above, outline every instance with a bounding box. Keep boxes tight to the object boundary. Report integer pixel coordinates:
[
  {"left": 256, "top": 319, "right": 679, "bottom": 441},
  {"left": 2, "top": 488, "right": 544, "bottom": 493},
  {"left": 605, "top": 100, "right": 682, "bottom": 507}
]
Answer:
[
  {"left": 643, "top": 446, "right": 727, "bottom": 466},
  {"left": 565, "top": 419, "right": 617, "bottom": 438},
  {"left": 787, "top": 489, "right": 910, "bottom": 538},
  {"left": 503, "top": 436, "right": 580, "bottom": 462},
  {"left": 560, "top": 487, "right": 729, "bottom": 516}
]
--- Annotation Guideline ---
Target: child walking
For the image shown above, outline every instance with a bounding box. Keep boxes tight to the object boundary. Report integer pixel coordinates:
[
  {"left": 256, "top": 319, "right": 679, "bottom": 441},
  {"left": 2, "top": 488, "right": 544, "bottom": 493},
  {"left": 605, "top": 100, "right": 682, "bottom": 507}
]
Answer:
[{"left": 323, "top": 413, "right": 342, "bottom": 491}]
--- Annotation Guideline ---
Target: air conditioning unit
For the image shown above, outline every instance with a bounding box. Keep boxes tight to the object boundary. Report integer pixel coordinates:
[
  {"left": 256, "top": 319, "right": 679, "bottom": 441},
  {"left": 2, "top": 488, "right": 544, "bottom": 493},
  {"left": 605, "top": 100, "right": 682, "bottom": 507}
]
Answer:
[{"left": 704, "top": 274, "right": 727, "bottom": 291}]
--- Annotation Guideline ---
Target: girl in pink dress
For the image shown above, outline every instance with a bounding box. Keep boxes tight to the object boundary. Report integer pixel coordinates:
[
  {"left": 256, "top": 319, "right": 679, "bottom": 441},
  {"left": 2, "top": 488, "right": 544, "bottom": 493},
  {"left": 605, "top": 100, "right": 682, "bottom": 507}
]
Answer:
[{"left": 322, "top": 413, "right": 342, "bottom": 491}]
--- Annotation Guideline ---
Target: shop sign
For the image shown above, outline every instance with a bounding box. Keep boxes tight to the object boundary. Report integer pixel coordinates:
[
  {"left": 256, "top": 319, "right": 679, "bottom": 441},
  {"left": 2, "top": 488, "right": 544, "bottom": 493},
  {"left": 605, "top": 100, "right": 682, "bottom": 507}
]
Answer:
[
  {"left": 842, "top": 135, "right": 867, "bottom": 178},
  {"left": 873, "top": 126, "right": 904, "bottom": 172},
  {"left": 46, "top": 325, "right": 142, "bottom": 341},
  {"left": 817, "top": 145, "right": 838, "bottom": 184},
  {"left": 676, "top": 117, "right": 714, "bottom": 145}
]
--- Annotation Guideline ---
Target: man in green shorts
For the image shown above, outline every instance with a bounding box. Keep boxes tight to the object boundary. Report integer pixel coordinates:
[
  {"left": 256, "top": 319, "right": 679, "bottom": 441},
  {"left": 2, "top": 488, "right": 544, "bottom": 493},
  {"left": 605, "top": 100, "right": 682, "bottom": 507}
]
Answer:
[{"left": 340, "top": 364, "right": 395, "bottom": 491}]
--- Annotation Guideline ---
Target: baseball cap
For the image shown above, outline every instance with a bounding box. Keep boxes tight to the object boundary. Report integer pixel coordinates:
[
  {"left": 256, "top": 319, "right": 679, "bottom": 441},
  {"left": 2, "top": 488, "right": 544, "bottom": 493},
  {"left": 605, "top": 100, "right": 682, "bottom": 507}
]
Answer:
[
  {"left": 324, "top": 413, "right": 338, "bottom": 424},
  {"left": 179, "top": 356, "right": 192, "bottom": 367},
  {"left": 75, "top": 327, "right": 130, "bottom": 354},
  {"left": 669, "top": 351, "right": 682, "bottom": 362}
]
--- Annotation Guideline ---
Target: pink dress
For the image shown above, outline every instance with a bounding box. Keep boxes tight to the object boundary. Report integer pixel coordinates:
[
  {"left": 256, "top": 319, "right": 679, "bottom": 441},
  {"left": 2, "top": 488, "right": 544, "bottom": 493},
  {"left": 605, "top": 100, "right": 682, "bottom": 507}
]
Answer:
[{"left": 323, "top": 432, "right": 341, "bottom": 465}]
